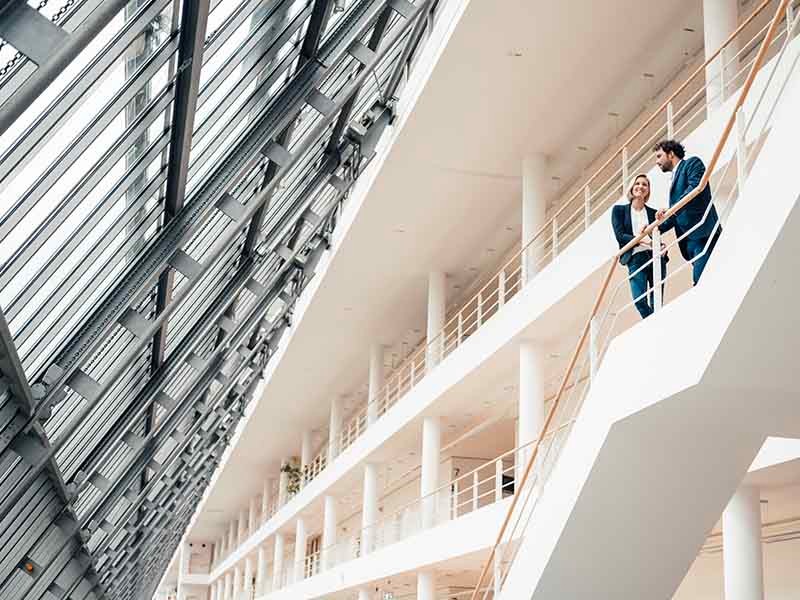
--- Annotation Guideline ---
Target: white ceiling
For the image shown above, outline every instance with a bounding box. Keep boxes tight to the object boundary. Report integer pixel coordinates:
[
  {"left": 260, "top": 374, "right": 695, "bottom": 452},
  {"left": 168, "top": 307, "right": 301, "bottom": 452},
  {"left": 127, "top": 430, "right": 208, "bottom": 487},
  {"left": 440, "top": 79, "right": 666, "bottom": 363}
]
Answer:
[{"left": 187, "top": 0, "right": 705, "bottom": 540}]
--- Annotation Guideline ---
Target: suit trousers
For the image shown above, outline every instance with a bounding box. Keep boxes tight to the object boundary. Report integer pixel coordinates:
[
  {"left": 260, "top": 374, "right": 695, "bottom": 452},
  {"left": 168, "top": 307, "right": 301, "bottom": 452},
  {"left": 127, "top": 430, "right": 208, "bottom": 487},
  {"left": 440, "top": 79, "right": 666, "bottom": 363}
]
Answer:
[
  {"left": 627, "top": 251, "right": 668, "bottom": 319},
  {"left": 686, "top": 228, "right": 721, "bottom": 285}
]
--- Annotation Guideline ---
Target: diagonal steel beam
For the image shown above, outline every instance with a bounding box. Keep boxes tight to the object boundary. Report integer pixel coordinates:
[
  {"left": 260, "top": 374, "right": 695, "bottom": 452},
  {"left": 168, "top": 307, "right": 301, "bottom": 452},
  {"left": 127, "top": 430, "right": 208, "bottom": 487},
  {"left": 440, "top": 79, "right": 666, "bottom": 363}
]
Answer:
[
  {"left": 150, "top": 0, "right": 212, "bottom": 375},
  {"left": 241, "top": 0, "right": 336, "bottom": 258},
  {"left": 0, "top": 0, "right": 129, "bottom": 136},
  {"left": 0, "top": 309, "right": 108, "bottom": 600}
]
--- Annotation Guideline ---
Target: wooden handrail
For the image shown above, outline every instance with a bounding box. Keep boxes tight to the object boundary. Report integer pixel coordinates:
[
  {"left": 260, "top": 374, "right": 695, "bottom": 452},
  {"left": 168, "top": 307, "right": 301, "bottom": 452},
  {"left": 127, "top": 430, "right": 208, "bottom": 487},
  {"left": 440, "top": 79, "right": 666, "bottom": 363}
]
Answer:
[{"left": 469, "top": 1, "right": 791, "bottom": 598}]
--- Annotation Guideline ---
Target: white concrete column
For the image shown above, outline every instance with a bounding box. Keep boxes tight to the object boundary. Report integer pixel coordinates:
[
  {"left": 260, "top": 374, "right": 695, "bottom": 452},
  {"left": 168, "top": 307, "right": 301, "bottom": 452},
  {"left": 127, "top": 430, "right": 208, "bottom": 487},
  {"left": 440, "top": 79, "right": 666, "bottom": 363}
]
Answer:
[
  {"left": 294, "top": 518, "right": 307, "bottom": 582},
  {"left": 723, "top": 485, "right": 764, "bottom": 600},
  {"left": 227, "top": 521, "right": 236, "bottom": 553},
  {"left": 278, "top": 459, "right": 290, "bottom": 506},
  {"left": 248, "top": 496, "right": 258, "bottom": 536},
  {"left": 426, "top": 271, "right": 447, "bottom": 368},
  {"left": 176, "top": 542, "right": 190, "bottom": 600},
  {"left": 518, "top": 342, "right": 546, "bottom": 483},
  {"left": 232, "top": 565, "right": 241, "bottom": 600},
  {"left": 243, "top": 556, "right": 254, "bottom": 597},
  {"left": 361, "top": 463, "right": 379, "bottom": 555},
  {"left": 256, "top": 545, "right": 268, "bottom": 594},
  {"left": 223, "top": 572, "right": 232, "bottom": 600},
  {"left": 367, "top": 344, "right": 385, "bottom": 425},
  {"left": 217, "top": 579, "right": 225, "bottom": 600},
  {"left": 421, "top": 416, "right": 441, "bottom": 529},
  {"left": 237, "top": 509, "right": 247, "bottom": 546},
  {"left": 417, "top": 570, "right": 436, "bottom": 600},
  {"left": 300, "top": 430, "right": 313, "bottom": 485},
  {"left": 272, "top": 533, "right": 285, "bottom": 590},
  {"left": 322, "top": 495, "right": 338, "bottom": 570},
  {"left": 209, "top": 581, "right": 216, "bottom": 600},
  {"left": 328, "top": 396, "right": 342, "bottom": 462},
  {"left": 522, "top": 153, "right": 548, "bottom": 283},
  {"left": 703, "top": 0, "right": 739, "bottom": 109},
  {"left": 261, "top": 479, "right": 274, "bottom": 523},
  {"left": 357, "top": 588, "right": 370, "bottom": 600}
]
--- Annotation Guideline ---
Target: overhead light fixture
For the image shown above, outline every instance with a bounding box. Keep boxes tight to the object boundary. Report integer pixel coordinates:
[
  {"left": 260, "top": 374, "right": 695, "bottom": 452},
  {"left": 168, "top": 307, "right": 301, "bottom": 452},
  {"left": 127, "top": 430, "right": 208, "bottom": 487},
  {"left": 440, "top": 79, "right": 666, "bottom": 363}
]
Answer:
[
  {"left": 683, "top": 27, "right": 696, "bottom": 33},
  {"left": 507, "top": 49, "right": 523, "bottom": 57},
  {"left": 608, "top": 111, "right": 620, "bottom": 118},
  {"left": 577, "top": 145, "right": 589, "bottom": 152},
  {"left": 643, "top": 72, "right": 655, "bottom": 79}
]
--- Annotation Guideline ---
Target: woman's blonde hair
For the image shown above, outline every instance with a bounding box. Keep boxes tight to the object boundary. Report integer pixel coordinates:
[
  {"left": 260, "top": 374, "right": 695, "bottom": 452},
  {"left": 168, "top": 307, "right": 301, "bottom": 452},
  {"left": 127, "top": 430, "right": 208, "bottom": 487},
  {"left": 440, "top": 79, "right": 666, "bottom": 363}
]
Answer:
[{"left": 627, "top": 173, "right": 651, "bottom": 203}]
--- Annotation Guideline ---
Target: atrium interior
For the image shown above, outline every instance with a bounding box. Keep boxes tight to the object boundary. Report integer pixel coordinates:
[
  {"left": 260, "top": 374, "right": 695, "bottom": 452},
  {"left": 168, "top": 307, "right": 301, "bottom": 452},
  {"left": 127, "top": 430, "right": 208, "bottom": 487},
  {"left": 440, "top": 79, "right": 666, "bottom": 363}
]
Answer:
[{"left": 0, "top": 1, "right": 799, "bottom": 599}]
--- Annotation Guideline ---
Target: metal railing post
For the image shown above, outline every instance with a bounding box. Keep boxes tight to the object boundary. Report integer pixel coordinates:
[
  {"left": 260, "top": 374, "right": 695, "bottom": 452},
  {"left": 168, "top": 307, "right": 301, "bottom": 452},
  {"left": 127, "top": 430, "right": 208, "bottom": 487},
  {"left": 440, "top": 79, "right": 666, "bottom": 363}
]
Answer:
[
  {"left": 452, "top": 479, "right": 459, "bottom": 519},
  {"left": 473, "top": 471, "right": 480, "bottom": 512},
  {"left": 667, "top": 101, "right": 675, "bottom": 138},
  {"left": 551, "top": 218, "right": 559, "bottom": 258},
  {"left": 736, "top": 106, "right": 748, "bottom": 192},
  {"left": 621, "top": 145, "right": 630, "bottom": 195},
  {"left": 651, "top": 228, "right": 663, "bottom": 312},
  {"left": 589, "top": 316, "right": 599, "bottom": 381},
  {"left": 495, "top": 460, "right": 503, "bottom": 502},
  {"left": 457, "top": 312, "right": 463, "bottom": 345},
  {"left": 584, "top": 185, "right": 591, "bottom": 230},
  {"left": 498, "top": 270, "right": 506, "bottom": 307},
  {"left": 477, "top": 292, "right": 483, "bottom": 327}
]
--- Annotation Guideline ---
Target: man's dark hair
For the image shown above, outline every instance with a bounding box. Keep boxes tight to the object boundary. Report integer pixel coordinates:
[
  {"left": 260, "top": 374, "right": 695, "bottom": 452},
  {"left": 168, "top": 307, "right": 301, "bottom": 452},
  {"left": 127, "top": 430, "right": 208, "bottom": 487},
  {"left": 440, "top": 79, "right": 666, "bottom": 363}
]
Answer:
[{"left": 653, "top": 139, "right": 686, "bottom": 159}]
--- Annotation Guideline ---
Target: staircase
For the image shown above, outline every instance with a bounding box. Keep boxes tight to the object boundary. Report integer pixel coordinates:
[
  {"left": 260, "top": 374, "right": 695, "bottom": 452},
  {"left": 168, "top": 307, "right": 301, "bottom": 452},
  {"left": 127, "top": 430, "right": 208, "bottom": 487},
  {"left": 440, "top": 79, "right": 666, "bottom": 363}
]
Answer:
[{"left": 482, "top": 4, "right": 800, "bottom": 600}]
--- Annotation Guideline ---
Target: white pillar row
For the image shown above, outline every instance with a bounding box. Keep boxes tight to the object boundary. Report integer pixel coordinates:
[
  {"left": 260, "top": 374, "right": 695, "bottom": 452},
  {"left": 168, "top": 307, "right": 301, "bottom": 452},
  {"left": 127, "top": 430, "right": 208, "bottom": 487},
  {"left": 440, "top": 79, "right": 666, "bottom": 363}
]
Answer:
[
  {"left": 208, "top": 581, "right": 217, "bottom": 600},
  {"left": 243, "top": 556, "right": 254, "bottom": 597},
  {"left": 367, "top": 344, "right": 385, "bottom": 425},
  {"left": 294, "top": 518, "right": 307, "bottom": 582},
  {"left": 300, "top": 430, "right": 313, "bottom": 484},
  {"left": 218, "top": 579, "right": 225, "bottom": 600},
  {"left": 703, "top": 0, "right": 739, "bottom": 110},
  {"left": 328, "top": 396, "right": 342, "bottom": 463},
  {"left": 421, "top": 416, "right": 441, "bottom": 529},
  {"left": 417, "top": 570, "right": 436, "bottom": 600},
  {"left": 322, "top": 495, "right": 338, "bottom": 570},
  {"left": 232, "top": 565, "right": 241, "bottom": 600},
  {"left": 361, "top": 463, "right": 379, "bottom": 555},
  {"left": 256, "top": 545, "right": 268, "bottom": 594},
  {"left": 426, "top": 271, "right": 446, "bottom": 369},
  {"left": 723, "top": 485, "right": 764, "bottom": 600},
  {"left": 248, "top": 496, "right": 258, "bottom": 536},
  {"left": 357, "top": 588, "right": 370, "bottom": 600},
  {"left": 522, "top": 153, "right": 548, "bottom": 283},
  {"left": 272, "top": 533, "right": 285, "bottom": 590},
  {"left": 278, "top": 459, "right": 290, "bottom": 506},
  {"left": 517, "top": 342, "right": 546, "bottom": 483}
]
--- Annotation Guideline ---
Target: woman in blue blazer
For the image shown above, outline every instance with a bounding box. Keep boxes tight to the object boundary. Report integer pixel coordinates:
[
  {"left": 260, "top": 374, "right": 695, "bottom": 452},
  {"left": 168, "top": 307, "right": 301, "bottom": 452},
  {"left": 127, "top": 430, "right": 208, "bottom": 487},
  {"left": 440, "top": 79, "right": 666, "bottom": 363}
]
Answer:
[{"left": 611, "top": 174, "right": 669, "bottom": 319}]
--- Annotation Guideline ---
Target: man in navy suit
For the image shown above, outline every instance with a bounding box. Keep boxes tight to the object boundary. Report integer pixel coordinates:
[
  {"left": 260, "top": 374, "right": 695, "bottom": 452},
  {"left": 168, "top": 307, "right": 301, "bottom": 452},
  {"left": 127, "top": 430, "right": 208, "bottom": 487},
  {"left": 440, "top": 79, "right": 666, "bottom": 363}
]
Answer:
[{"left": 653, "top": 140, "right": 721, "bottom": 285}]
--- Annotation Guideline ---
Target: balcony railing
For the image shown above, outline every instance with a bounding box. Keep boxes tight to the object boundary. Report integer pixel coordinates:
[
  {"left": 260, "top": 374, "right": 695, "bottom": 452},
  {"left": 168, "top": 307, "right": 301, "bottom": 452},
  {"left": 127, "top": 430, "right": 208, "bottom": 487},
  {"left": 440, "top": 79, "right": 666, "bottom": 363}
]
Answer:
[{"left": 472, "top": 2, "right": 800, "bottom": 599}]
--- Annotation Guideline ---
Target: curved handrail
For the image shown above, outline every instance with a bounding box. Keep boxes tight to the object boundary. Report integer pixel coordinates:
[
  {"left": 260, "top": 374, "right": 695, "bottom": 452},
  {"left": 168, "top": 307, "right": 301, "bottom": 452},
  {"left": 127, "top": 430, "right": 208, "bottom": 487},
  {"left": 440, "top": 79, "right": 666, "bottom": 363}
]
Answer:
[{"left": 469, "top": 1, "right": 792, "bottom": 598}]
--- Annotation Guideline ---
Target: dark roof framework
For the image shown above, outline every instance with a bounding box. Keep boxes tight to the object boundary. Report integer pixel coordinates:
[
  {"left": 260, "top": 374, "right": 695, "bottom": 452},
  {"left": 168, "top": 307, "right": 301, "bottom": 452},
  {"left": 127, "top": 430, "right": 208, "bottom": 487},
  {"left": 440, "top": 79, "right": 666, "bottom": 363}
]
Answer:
[{"left": 0, "top": 0, "right": 439, "bottom": 598}]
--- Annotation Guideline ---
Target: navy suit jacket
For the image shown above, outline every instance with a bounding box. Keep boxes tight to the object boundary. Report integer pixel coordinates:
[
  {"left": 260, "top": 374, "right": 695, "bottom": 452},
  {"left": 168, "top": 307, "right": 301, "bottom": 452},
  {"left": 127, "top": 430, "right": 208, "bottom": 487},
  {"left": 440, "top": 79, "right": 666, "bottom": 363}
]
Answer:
[
  {"left": 611, "top": 204, "right": 669, "bottom": 266},
  {"left": 660, "top": 156, "right": 720, "bottom": 261}
]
